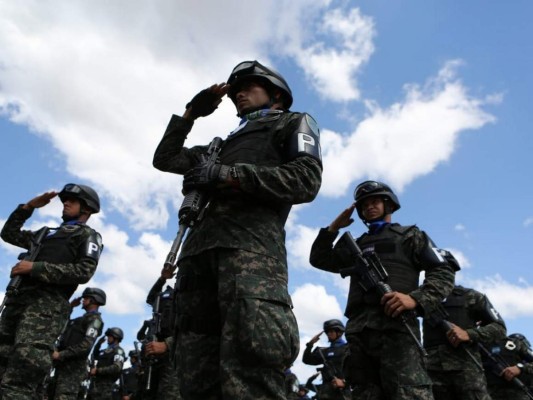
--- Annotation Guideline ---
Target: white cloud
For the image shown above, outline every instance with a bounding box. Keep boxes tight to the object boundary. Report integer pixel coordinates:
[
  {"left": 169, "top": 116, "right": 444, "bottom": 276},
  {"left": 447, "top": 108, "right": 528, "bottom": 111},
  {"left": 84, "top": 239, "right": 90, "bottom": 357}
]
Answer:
[
  {"left": 464, "top": 275, "right": 533, "bottom": 320},
  {"left": 455, "top": 223, "right": 466, "bottom": 231},
  {"left": 523, "top": 217, "right": 533, "bottom": 227},
  {"left": 446, "top": 247, "right": 471, "bottom": 269},
  {"left": 319, "top": 60, "right": 499, "bottom": 197}
]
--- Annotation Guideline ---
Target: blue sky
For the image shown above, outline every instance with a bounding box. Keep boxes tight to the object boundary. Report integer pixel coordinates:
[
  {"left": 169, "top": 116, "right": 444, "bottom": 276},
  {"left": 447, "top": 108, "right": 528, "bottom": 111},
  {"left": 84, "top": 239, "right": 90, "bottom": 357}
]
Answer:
[{"left": 1, "top": 0, "right": 532, "bottom": 383}]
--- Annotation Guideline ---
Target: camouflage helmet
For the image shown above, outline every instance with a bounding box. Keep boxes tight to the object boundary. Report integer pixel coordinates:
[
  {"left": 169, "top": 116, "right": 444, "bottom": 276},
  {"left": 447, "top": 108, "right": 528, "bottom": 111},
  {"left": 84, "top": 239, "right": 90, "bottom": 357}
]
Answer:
[
  {"left": 354, "top": 180, "right": 400, "bottom": 221},
  {"left": 105, "top": 327, "right": 124, "bottom": 342},
  {"left": 58, "top": 183, "right": 100, "bottom": 214},
  {"left": 227, "top": 60, "right": 293, "bottom": 109},
  {"left": 323, "top": 319, "right": 345, "bottom": 333},
  {"left": 82, "top": 287, "right": 106, "bottom": 305}
]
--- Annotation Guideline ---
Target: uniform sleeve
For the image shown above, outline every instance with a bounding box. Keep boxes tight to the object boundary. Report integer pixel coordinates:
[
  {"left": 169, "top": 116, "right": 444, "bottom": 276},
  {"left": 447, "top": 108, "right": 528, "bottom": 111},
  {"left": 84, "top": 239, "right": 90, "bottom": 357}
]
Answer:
[
  {"left": 0, "top": 205, "right": 37, "bottom": 249},
  {"left": 30, "top": 227, "right": 101, "bottom": 285},
  {"left": 146, "top": 277, "right": 166, "bottom": 306},
  {"left": 465, "top": 291, "right": 507, "bottom": 344},
  {"left": 152, "top": 114, "right": 207, "bottom": 173},
  {"left": 309, "top": 228, "right": 343, "bottom": 273},
  {"left": 97, "top": 348, "right": 125, "bottom": 376},
  {"left": 302, "top": 345, "right": 323, "bottom": 366},
  {"left": 406, "top": 229, "right": 455, "bottom": 315}
]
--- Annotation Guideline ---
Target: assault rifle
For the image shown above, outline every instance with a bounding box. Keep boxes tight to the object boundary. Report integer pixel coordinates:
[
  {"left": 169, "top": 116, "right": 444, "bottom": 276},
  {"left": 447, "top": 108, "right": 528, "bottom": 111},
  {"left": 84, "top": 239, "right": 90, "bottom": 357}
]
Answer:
[
  {"left": 478, "top": 342, "right": 533, "bottom": 399},
  {"left": 0, "top": 227, "right": 49, "bottom": 314},
  {"left": 163, "top": 136, "right": 224, "bottom": 273},
  {"left": 136, "top": 295, "right": 162, "bottom": 391},
  {"left": 316, "top": 347, "right": 343, "bottom": 389},
  {"left": 334, "top": 231, "right": 427, "bottom": 356},
  {"left": 424, "top": 304, "right": 484, "bottom": 371}
]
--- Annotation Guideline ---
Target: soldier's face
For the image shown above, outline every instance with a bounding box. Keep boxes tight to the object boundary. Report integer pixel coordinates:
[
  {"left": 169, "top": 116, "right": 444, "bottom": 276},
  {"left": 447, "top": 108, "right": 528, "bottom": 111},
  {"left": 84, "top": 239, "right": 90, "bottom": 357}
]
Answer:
[
  {"left": 361, "top": 196, "right": 385, "bottom": 221},
  {"left": 234, "top": 81, "right": 270, "bottom": 115},
  {"left": 326, "top": 329, "right": 341, "bottom": 342},
  {"left": 62, "top": 197, "right": 82, "bottom": 220}
]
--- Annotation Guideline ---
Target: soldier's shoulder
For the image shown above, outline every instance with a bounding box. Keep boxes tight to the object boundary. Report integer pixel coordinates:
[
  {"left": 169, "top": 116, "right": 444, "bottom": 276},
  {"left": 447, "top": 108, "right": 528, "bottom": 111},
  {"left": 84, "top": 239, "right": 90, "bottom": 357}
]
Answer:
[{"left": 389, "top": 223, "right": 419, "bottom": 235}]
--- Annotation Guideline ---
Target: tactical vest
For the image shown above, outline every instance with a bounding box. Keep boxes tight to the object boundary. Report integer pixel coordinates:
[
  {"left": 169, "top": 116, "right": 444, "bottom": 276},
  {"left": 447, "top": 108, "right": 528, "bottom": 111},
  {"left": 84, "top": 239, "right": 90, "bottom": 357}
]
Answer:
[
  {"left": 345, "top": 225, "right": 419, "bottom": 316},
  {"left": 423, "top": 287, "right": 477, "bottom": 347},
  {"left": 212, "top": 112, "right": 294, "bottom": 225},
  {"left": 23, "top": 225, "right": 88, "bottom": 299},
  {"left": 59, "top": 312, "right": 102, "bottom": 351},
  {"left": 316, "top": 344, "right": 347, "bottom": 381}
]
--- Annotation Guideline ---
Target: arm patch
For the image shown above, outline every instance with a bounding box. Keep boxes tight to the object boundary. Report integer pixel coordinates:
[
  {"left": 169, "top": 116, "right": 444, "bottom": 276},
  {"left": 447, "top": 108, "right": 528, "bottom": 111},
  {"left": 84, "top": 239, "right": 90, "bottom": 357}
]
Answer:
[
  {"left": 84, "top": 231, "right": 103, "bottom": 261},
  {"left": 287, "top": 113, "right": 322, "bottom": 163}
]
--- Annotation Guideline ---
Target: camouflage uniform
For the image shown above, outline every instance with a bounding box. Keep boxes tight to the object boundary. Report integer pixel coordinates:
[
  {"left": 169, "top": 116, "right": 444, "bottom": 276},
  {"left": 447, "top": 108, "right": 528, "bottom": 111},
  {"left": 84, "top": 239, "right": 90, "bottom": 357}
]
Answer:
[
  {"left": 0, "top": 205, "right": 102, "bottom": 400},
  {"left": 482, "top": 337, "right": 533, "bottom": 400},
  {"left": 310, "top": 223, "right": 456, "bottom": 400},
  {"left": 153, "top": 110, "right": 322, "bottom": 400},
  {"left": 302, "top": 338, "right": 350, "bottom": 399},
  {"left": 138, "top": 279, "right": 181, "bottom": 400},
  {"left": 53, "top": 310, "right": 104, "bottom": 400},
  {"left": 89, "top": 342, "right": 125, "bottom": 400},
  {"left": 423, "top": 286, "right": 506, "bottom": 400}
]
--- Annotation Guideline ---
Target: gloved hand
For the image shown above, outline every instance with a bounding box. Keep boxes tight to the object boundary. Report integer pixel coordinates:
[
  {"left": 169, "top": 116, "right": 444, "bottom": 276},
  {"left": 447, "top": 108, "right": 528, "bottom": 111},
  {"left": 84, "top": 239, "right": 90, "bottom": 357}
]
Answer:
[
  {"left": 185, "top": 88, "right": 222, "bottom": 119},
  {"left": 183, "top": 162, "right": 232, "bottom": 192}
]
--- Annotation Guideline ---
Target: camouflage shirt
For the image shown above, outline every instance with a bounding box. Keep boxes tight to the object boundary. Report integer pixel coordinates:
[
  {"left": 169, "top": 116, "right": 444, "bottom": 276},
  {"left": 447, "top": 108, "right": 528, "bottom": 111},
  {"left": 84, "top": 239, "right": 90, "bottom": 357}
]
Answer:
[
  {"left": 153, "top": 113, "right": 322, "bottom": 264},
  {"left": 1, "top": 205, "right": 102, "bottom": 299}
]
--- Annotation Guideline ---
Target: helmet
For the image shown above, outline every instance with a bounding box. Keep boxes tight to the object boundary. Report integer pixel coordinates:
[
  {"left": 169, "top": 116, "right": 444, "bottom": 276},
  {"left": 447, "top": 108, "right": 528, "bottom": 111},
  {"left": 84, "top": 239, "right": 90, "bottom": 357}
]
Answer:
[
  {"left": 105, "top": 327, "right": 124, "bottom": 342},
  {"left": 323, "top": 319, "right": 345, "bottom": 333},
  {"left": 509, "top": 333, "right": 532, "bottom": 349},
  {"left": 58, "top": 183, "right": 100, "bottom": 214},
  {"left": 227, "top": 60, "right": 293, "bottom": 109},
  {"left": 298, "top": 384, "right": 309, "bottom": 393},
  {"left": 82, "top": 287, "right": 106, "bottom": 305},
  {"left": 128, "top": 350, "right": 140, "bottom": 358},
  {"left": 354, "top": 180, "right": 400, "bottom": 221}
]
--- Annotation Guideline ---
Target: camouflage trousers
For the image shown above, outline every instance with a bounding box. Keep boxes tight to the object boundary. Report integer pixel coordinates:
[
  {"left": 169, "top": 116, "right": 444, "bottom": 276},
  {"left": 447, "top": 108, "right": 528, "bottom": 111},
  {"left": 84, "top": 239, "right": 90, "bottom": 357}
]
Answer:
[
  {"left": 88, "top": 378, "right": 116, "bottom": 400},
  {"left": 488, "top": 385, "right": 531, "bottom": 400},
  {"left": 344, "top": 328, "right": 434, "bottom": 400},
  {"left": 174, "top": 248, "right": 299, "bottom": 400},
  {"left": 0, "top": 291, "right": 70, "bottom": 400},
  {"left": 140, "top": 358, "right": 181, "bottom": 400},
  {"left": 52, "top": 358, "right": 88, "bottom": 400},
  {"left": 428, "top": 369, "right": 492, "bottom": 400}
]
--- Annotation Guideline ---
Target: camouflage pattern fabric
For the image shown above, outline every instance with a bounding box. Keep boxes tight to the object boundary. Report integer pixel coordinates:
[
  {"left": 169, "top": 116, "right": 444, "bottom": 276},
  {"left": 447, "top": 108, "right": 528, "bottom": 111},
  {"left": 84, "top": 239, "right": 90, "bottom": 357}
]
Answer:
[
  {"left": 174, "top": 249, "right": 300, "bottom": 400},
  {"left": 154, "top": 111, "right": 321, "bottom": 400},
  {"left": 488, "top": 386, "right": 531, "bottom": 400},
  {"left": 140, "top": 358, "right": 181, "bottom": 400},
  {"left": 52, "top": 358, "right": 89, "bottom": 400},
  {"left": 0, "top": 291, "right": 71, "bottom": 400},
  {"left": 344, "top": 328, "right": 433, "bottom": 400}
]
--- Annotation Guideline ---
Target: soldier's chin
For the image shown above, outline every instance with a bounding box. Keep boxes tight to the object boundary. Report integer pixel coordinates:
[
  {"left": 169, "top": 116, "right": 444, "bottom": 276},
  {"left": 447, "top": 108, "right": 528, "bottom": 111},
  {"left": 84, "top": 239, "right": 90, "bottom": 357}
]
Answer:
[{"left": 62, "top": 213, "right": 77, "bottom": 222}]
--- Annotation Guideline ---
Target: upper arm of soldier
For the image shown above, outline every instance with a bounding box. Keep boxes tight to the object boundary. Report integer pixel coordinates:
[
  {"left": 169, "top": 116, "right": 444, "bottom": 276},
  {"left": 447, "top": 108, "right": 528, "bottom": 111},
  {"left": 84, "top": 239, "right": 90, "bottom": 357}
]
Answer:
[
  {"left": 473, "top": 293, "right": 506, "bottom": 327},
  {"left": 85, "top": 318, "right": 103, "bottom": 339},
  {"left": 285, "top": 113, "right": 322, "bottom": 164},
  {"left": 82, "top": 230, "right": 103, "bottom": 262},
  {"left": 413, "top": 230, "right": 458, "bottom": 272}
]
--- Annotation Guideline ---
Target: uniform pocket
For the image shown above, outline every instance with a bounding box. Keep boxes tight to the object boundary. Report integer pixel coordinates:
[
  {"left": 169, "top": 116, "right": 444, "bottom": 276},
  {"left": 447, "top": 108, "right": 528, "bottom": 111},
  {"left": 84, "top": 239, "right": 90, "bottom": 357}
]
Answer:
[{"left": 235, "top": 274, "right": 299, "bottom": 367}]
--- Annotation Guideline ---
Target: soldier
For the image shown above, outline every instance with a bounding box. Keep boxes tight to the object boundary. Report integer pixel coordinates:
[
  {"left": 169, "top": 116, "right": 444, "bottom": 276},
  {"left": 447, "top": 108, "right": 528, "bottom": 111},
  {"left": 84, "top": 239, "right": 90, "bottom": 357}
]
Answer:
[
  {"left": 51, "top": 287, "right": 106, "bottom": 400},
  {"left": 137, "top": 267, "right": 180, "bottom": 400},
  {"left": 153, "top": 60, "right": 322, "bottom": 399},
  {"left": 302, "top": 319, "right": 350, "bottom": 400},
  {"left": 482, "top": 333, "right": 533, "bottom": 400},
  {"left": 89, "top": 328, "right": 126, "bottom": 400},
  {"left": 121, "top": 350, "right": 142, "bottom": 400},
  {"left": 0, "top": 183, "right": 103, "bottom": 399},
  {"left": 309, "top": 180, "right": 457, "bottom": 399},
  {"left": 423, "top": 285, "right": 506, "bottom": 399}
]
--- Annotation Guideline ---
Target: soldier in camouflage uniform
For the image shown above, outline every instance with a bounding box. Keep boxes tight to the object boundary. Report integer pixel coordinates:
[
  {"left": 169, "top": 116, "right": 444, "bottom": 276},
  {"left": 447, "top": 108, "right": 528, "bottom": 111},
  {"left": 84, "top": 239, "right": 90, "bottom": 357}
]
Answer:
[
  {"left": 137, "top": 268, "right": 180, "bottom": 400},
  {"left": 302, "top": 319, "right": 350, "bottom": 400},
  {"left": 423, "top": 285, "right": 506, "bottom": 400},
  {"left": 0, "top": 183, "right": 103, "bottom": 400},
  {"left": 482, "top": 333, "right": 533, "bottom": 400},
  {"left": 89, "top": 328, "right": 125, "bottom": 400},
  {"left": 310, "top": 181, "right": 457, "bottom": 400},
  {"left": 153, "top": 60, "right": 322, "bottom": 400},
  {"left": 52, "top": 287, "right": 106, "bottom": 400}
]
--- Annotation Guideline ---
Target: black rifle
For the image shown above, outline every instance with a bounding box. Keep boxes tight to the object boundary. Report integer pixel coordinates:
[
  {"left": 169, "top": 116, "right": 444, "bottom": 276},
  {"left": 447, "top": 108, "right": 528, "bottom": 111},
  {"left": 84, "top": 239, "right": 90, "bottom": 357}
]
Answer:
[
  {"left": 478, "top": 342, "right": 533, "bottom": 399},
  {"left": 163, "top": 137, "right": 224, "bottom": 274},
  {"left": 0, "top": 227, "right": 49, "bottom": 314},
  {"left": 334, "top": 231, "right": 427, "bottom": 356},
  {"left": 316, "top": 347, "right": 345, "bottom": 392},
  {"left": 424, "top": 304, "right": 484, "bottom": 371},
  {"left": 136, "top": 296, "right": 162, "bottom": 391}
]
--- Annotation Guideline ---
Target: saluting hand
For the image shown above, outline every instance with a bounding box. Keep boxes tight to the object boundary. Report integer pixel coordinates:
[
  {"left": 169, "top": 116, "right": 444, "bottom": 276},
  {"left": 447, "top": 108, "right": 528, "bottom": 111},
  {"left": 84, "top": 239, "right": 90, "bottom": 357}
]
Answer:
[
  {"left": 23, "top": 191, "right": 58, "bottom": 210},
  {"left": 328, "top": 203, "right": 356, "bottom": 232},
  {"left": 307, "top": 331, "right": 323, "bottom": 346}
]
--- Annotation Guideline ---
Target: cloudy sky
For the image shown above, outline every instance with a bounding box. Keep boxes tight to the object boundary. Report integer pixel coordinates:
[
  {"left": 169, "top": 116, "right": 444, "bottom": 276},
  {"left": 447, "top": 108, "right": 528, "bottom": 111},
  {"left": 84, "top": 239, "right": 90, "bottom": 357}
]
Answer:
[{"left": 1, "top": 0, "right": 532, "bottom": 384}]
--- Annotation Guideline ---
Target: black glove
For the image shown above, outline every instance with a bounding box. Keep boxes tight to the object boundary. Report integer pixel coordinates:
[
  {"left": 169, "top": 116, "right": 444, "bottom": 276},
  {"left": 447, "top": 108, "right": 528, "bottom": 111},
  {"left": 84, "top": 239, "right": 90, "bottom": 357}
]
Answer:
[
  {"left": 186, "top": 88, "right": 220, "bottom": 119},
  {"left": 183, "top": 162, "right": 231, "bottom": 192}
]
